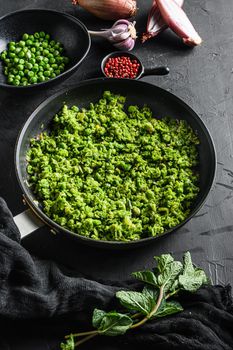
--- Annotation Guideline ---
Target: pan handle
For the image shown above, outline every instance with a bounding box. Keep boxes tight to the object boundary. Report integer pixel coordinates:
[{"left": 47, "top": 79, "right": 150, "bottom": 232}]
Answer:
[
  {"left": 140, "top": 66, "right": 170, "bottom": 78},
  {"left": 14, "top": 208, "right": 45, "bottom": 238}
]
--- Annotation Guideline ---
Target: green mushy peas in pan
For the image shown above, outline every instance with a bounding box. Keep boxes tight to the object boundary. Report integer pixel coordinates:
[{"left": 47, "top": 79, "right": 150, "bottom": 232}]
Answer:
[{"left": 26, "top": 91, "right": 200, "bottom": 241}]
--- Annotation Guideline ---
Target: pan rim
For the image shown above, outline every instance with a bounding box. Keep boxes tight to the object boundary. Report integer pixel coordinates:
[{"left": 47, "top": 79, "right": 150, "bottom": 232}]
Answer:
[
  {"left": 0, "top": 8, "right": 91, "bottom": 89},
  {"left": 15, "top": 78, "right": 217, "bottom": 247}
]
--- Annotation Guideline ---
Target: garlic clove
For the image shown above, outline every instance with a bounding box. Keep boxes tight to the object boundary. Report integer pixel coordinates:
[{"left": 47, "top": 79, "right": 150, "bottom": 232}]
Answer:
[
  {"left": 109, "top": 25, "right": 132, "bottom": 41},
  {"left": 114, "top": 36, "right": 135, "bottom": 51},
  {"left": 113, "top": 19, "right": 132, "bottom": 27},
  {"left": 110, "top": 31, "right": 131, "bottom": 42}
]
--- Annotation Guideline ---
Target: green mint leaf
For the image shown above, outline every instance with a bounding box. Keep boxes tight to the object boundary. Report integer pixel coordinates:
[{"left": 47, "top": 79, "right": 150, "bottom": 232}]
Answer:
[
  {"left": 116, "top": 290, "right": 154, "bottom": 315},
  {"left": 142, "top": 285, "right": 159, "bottom": 301},
  {"left": 179, "top": 268, "right": 208, "bottom": 292},
  {"left": 154, "top": 254, "right": 174, "bottom": 273},
  {"left": 132, "top": 270, "right": 157, "bottom": 287},
  {"left": 60, "top": 335, "right": 75, "bottom": 350},
  {"left": 169, "top": 279, "right": 180, "bottom": 293},
  {"left": 116, "top": 286, "right": 159, "bottom": 316},
  {"left": 153, "top": 300, "right": 183, "bottom": 318},
  {"left": 178, "top": 252, "right": 208, "bottom": 292},
  {"left": 156, "top": 259, "right": 183, "bottom": 293},
  {"left": 92, "top": 309, "right": 107, "bottom": 328},
  {"left": 182, "top": 251, "right": 195, "bottom": 274},
  {"left": 93, "top": 309, "right": 133, "bottom": 336}
]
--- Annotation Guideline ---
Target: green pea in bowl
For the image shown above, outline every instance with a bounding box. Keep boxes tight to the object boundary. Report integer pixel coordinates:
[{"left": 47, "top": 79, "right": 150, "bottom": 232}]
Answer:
[{"left": 0, "top": 9, "right": 90, "bottom": 90}]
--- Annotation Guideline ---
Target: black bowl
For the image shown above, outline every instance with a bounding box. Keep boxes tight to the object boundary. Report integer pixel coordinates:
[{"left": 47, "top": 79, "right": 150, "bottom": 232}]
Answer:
[{"left": 0, "top": 9, "right": 91, "bottom": 91}]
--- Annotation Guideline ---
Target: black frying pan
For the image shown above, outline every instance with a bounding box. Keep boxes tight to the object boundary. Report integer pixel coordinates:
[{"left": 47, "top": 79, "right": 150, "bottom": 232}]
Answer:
[{"left": 15, "top": 78, "right": 216, "bottom": 249}]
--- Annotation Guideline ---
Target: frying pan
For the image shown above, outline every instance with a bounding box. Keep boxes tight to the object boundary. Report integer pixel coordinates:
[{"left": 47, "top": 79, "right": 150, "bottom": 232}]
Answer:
[{"left": 15, "top": 78, "right": 216, "bottom": 249}]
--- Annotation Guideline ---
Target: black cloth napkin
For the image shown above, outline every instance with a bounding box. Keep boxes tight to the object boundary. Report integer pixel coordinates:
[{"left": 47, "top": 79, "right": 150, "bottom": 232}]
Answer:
[{"left": 0, "top": 197, "right": 233, "bottom": 350}]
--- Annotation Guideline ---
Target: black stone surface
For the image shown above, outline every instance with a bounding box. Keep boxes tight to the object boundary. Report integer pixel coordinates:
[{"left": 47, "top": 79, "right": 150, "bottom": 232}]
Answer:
[{"left": 0, "top": 1, "right": 233, "bottom": 347}]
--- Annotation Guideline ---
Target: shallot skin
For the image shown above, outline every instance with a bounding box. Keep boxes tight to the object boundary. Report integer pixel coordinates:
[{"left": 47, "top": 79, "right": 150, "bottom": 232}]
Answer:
[
  {"left": 156, "top": 0, "right": 202, "bottom": 46},
  {"left": 73, "top": 0, "right": 137, "bottom": 20}
]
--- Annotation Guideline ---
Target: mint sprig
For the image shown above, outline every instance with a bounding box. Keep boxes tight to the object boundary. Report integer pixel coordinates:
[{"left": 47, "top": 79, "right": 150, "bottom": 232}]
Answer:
[{"left": 61, "top": 251, "right": 209, "bottom": 349}]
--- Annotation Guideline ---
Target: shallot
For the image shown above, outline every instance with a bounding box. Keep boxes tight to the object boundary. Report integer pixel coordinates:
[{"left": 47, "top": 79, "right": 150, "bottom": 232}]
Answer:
[
  {"left": 72, "top": 0, "right": 137, "bottom": 20},
  {"left": 156, "top": 0, "right": 202, "bottom": 46},
  {"left": 142, "top": 0, "right": 184, "bottom": 43},
  {"left": 89, "top": 19, "right": 137, "bottom": 51}
]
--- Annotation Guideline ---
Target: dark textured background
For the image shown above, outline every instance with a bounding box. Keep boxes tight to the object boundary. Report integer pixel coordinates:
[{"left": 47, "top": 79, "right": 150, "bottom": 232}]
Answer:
[{"left": 0, "top": 0, "right": 233, "bottom": 347}]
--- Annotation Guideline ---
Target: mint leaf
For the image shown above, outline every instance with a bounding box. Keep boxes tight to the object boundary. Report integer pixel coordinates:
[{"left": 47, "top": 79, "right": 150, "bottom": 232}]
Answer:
[
  {"left": 178, "top": 252, "right": 208, "bottom": 292},
  {"left": 60, "top": 335, "right": 75, "bottom": 350},
  {"left": 142, "top": 285, "right": 159, "bottom": 301},
  {"left": 116, "top": 286, "right": 159, "bottom": 316},
  {"left": 169, "top": 279, "right": 180, "bottom": 293},
  {"left": 179, "top": 268, "right": 208, "bottom": 292},
  {"left": 154, "top": 254, "right": 174, "bottom": 273},
  {"left": 156, "top": 256, "right": 183, "bottom": 292},
  {"left": 116, "top": 290, "right": 154, "bottom": 315},
  {"left": 132, "top": 270, "right": 157, "bottom": 287},
  {"left": 153, "top": 300, "right": 183, "bottom": 318},
  {"left": 92, "top": 309, "right": 133, "bottom": 336},
  {"left": 183, "top": 251, "right": 195, "bottom": 274},
  {"left": 92, "top": 309, "right": 106, "bottom": 328}
]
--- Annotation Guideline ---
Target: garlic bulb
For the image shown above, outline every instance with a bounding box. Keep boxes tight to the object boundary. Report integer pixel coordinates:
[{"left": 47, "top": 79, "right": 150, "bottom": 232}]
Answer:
[{"left": 88, "top": 20, "right": 137, "bottom": 51}]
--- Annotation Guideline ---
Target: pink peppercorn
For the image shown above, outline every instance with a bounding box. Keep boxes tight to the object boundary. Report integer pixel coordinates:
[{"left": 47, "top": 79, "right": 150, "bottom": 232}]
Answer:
[{"left": 104, "top": 56, "right": 140, "bottom": 79}]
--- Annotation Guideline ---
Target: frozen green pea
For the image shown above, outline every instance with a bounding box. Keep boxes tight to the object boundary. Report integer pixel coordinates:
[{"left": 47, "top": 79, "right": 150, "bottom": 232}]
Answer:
[
  {"left": 30, "top": 76, "right": 37, "bottom": 84},
  {"left": 26, "top": 39, "right": 33, "bottom": 46},
  {"left": 43, "top": 49, "right": 49, "bottom": 56},
  {"left": 49, "top": 57, "right": 56, "bottom": 64},
  {"left": 14, "top": 79, "right": 20, "bottom": 86},
  {"left": 9, "top": 52, "right": 16, "bottom": 58},
  {"left": 19, "top": 51, "right": 25, "bottom": 58},
  {"left": 38, "top": 75, "right": 45, "bottom": 82},
  {"left": 17, "top": 64, "right": 24, "bottom": 71},
  {"left": 42, "top": 42, "right": 48, "bottom": 48},
  {"left": 26, "top": 62, "right": 33, "bottom": 69},
  {"left": 7, "top": 76, "right": 14, "bottom": 83},
  {"left": 25, "top": 51, "right": 32, "bottom": 59},
  {"left": 32, "top": 63, "right": 39, "bottom": 72},
  {"left": 22, "top": 33, "right": 29, "bottom": 40},
  {"left": 43, "top": 70, "right": 50, "bottom": 77},
  {"left": 19, "top": 41, "right": 26, "bottom": 47}
]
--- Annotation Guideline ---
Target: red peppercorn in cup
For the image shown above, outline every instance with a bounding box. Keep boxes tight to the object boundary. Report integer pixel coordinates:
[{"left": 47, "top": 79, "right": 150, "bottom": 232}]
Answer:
[{"left": 104, "top": 55, "right": 140, "bottom": 79}]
